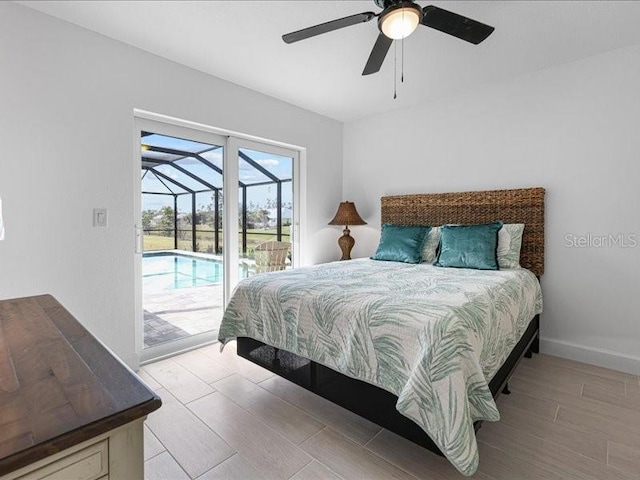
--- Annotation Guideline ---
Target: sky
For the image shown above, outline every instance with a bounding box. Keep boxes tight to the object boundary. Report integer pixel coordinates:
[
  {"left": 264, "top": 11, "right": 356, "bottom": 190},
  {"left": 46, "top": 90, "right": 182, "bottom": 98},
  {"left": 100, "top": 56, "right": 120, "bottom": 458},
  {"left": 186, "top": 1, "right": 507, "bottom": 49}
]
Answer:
[{"left": 141, "top": 133, "right": 293, "bottom": 213}]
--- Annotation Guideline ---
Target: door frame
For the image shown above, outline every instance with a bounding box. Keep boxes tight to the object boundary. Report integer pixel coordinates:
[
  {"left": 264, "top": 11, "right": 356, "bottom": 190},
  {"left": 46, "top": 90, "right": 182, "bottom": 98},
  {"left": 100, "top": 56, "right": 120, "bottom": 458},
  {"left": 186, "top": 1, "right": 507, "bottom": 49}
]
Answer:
[
  {"left": 134, "top": 116, "right": 227, "bottom": 364},
  {"left": 133, "top": 110, "right": 306, "bottom": 365}
]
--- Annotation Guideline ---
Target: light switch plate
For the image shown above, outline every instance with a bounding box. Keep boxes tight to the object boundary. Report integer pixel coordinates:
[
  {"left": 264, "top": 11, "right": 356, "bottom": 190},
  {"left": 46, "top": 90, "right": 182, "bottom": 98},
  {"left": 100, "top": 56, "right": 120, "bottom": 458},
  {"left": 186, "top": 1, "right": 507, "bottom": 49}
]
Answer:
[{"left": 93, "top": 208, "right": 107, "bottom": 227}]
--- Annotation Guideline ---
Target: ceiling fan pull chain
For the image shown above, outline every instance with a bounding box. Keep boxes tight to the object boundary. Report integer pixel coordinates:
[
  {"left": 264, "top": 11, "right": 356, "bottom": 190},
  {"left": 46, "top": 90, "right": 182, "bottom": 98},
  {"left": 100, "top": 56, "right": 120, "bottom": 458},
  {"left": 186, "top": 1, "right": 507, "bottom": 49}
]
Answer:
[
  {"left": 401, "top": 8, "right": 404, "bottom": 83},
  {"left": 393, "top": 41, "right": 397, "bottom": 99},
  {"left": 401, "top": 36, "right": 405, "bottom": 83}
]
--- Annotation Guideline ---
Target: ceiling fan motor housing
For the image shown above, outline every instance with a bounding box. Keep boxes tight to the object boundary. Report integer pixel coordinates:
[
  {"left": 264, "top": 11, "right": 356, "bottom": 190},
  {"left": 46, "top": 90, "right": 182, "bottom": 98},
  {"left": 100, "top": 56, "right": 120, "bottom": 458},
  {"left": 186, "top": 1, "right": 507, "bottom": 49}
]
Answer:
[{"left": 375, "top": 0, "right": 409, "bottom": 9}]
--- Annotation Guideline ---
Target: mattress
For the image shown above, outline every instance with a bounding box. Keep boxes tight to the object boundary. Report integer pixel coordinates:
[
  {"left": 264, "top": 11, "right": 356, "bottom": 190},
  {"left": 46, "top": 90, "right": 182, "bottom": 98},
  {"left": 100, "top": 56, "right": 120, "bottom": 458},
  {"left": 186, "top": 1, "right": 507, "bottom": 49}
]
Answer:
[{"left": 219, "top": 258, "right": 543, "bottom": 475}]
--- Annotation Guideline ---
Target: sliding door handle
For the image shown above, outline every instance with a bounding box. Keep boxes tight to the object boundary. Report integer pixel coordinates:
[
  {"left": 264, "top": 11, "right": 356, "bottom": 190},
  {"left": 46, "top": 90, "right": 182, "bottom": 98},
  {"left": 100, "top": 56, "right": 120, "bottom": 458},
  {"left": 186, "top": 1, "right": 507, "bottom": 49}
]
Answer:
[{"left": 135, "top": 226, "right": 143, "bottom": 254}]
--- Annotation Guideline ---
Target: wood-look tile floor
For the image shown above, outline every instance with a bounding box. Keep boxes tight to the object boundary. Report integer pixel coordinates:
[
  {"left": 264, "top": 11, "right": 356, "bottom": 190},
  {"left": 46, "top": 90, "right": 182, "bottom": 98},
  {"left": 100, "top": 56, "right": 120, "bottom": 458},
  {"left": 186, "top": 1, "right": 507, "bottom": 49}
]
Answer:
[{"left": 139, "top": 343, "right": 640, "bottom": 479}]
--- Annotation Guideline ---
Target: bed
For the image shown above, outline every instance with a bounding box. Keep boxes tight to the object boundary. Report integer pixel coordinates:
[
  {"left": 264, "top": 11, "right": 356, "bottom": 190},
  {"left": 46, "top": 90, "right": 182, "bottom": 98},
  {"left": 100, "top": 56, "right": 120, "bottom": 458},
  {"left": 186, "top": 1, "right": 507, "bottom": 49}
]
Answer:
[{"left": 218, "top": 187, "right": 545, "bottom": 476}]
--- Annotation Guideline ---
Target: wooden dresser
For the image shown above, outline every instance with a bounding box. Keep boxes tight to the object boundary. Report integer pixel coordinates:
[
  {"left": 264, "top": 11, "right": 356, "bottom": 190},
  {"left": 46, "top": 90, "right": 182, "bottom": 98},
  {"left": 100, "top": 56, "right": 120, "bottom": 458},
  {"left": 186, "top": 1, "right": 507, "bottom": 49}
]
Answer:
[{"left": 0, "top": 295, "right": 162, "bottom": 480}]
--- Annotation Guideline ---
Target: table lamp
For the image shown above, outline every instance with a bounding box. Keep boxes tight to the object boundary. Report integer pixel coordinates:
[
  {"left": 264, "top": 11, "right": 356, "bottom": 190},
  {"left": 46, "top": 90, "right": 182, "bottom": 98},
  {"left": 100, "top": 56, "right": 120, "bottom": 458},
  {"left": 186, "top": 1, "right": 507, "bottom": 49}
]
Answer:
[{"left": 328, "top": 201, "right": 367, "bottom": 260}]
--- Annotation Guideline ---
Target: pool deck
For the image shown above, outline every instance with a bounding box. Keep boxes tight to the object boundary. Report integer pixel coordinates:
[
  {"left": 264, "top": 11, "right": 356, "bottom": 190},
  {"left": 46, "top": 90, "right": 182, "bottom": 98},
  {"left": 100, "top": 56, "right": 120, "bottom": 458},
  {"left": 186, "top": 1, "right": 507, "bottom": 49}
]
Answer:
[
  {"left": 142, "top": 250, "right": 254, "bottom": 348},
  {"left": 143, "top": 284, "right": 224, "bottom": 348}
]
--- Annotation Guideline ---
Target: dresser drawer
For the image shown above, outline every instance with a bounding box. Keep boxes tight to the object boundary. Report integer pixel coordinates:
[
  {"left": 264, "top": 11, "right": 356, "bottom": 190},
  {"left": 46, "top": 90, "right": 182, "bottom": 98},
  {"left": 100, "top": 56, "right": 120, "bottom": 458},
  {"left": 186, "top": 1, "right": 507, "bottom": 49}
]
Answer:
[{"left": 16, "top": 440, "right": 108, "bottom": 480}]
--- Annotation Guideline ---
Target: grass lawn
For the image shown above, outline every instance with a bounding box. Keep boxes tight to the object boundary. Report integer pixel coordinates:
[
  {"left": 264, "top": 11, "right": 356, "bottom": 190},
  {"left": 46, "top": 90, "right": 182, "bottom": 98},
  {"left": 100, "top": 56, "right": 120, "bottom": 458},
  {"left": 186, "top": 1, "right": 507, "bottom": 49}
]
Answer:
[{"left": 144, "top": 226, "right": 291, "bottom": 257}]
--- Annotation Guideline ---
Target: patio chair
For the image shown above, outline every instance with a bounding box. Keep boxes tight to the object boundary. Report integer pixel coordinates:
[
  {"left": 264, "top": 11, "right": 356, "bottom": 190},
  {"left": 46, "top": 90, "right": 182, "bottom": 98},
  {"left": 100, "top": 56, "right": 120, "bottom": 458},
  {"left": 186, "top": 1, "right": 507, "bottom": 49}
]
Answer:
[{"left": 254, "top": 241, "right": 291, "bottom": 274}]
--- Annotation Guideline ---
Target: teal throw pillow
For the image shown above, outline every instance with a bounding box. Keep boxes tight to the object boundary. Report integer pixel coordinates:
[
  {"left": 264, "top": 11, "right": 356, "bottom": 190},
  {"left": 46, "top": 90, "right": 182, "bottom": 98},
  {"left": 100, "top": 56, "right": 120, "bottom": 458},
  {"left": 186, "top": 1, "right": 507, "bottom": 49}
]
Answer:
[
  {"left": 371, "top": 224, "right": 431, "bottom": 264},
  {"left": 435, "top": 221, "right": 503, "bottom": 270}
]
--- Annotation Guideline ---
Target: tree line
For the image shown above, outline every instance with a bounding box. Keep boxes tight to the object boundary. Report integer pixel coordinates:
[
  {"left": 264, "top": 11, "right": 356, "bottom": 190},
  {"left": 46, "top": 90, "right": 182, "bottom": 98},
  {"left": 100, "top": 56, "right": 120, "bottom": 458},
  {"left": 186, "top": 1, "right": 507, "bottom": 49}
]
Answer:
[{"left": 142, "top": 198, "right": 291, "bottom": 234}]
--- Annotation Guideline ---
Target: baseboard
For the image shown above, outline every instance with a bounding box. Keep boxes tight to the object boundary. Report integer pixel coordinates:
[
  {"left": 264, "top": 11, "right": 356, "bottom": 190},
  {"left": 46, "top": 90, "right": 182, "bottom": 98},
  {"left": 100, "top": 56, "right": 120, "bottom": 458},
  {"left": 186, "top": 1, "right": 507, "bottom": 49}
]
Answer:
[
  {"left": 118, "top": 353, "right": 140, "bottom": 372},
  {"left": 540, "top": 337, "right": 640, "bottom": 376}
]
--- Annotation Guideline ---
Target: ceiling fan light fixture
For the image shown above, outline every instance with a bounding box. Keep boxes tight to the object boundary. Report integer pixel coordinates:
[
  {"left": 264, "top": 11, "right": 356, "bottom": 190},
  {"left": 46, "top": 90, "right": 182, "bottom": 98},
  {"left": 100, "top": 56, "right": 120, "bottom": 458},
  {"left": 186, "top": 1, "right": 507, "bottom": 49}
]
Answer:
[{"left": 379, "top": 3, "right": 423, "bottom": 40}]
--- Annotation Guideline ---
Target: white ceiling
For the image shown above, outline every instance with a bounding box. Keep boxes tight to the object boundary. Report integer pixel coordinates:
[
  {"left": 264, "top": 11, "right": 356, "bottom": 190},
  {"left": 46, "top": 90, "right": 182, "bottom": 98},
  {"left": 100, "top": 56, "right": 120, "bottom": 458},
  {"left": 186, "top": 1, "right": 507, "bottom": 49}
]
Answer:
[{"left": 17, "top": 1, "right": 640, "bottom": 122}]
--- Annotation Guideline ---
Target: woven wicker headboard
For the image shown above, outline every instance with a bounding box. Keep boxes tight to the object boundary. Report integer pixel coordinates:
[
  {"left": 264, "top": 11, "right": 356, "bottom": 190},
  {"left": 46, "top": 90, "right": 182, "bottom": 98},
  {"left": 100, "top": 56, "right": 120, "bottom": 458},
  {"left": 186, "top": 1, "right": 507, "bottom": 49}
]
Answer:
[{"left": 381, "top": 187, "right": 545, "bottom": 276}]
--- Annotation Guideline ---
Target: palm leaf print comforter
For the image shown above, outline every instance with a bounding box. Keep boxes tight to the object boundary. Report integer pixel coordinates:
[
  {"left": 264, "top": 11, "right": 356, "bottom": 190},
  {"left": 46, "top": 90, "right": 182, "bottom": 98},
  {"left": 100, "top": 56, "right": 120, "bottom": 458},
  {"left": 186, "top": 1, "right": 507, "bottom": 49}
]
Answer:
[{"left": 218, "top": 259, "right": 543, "bottom": 476}]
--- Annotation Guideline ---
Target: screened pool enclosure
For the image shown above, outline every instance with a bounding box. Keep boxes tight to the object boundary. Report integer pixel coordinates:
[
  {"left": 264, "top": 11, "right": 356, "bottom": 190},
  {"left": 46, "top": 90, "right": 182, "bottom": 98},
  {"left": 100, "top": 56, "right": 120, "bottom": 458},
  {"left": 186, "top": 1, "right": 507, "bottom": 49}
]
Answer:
[
  {"left": 140, "top": 130, "right": 294, "bottom": 352},
  {"left": 141, "top": 131, "right": 293, "bottom": 259}
]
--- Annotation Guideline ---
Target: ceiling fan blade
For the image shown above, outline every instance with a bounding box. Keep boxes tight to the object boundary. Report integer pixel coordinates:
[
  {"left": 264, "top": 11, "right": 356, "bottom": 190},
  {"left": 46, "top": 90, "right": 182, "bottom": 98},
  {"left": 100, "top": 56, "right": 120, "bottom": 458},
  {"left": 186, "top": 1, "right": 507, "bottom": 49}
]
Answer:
[
  {"left": 421, "top": 6, "right": 494, "bottom": 45},
  {"left": 362, "top": 33, "right": 393, "bottom": 76},
  {"left": 283, "top": 12, "right": 376, "bottom": 44}
]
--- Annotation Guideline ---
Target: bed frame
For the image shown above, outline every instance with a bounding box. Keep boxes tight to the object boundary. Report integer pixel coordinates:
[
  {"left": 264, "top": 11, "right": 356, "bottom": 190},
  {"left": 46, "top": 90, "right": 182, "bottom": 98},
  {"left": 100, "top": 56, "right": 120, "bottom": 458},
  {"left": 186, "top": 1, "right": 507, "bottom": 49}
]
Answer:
[{"left": 237, "top": 187, "right": 545, "bottom": 456}]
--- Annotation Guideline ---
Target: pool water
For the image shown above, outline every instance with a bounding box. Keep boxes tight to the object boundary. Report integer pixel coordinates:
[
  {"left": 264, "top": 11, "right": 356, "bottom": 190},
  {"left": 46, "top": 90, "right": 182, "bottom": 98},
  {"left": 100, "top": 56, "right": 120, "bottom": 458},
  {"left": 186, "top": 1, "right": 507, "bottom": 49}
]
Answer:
[{"left": 143, "top": 253, "right": 225, "bottom": 291}]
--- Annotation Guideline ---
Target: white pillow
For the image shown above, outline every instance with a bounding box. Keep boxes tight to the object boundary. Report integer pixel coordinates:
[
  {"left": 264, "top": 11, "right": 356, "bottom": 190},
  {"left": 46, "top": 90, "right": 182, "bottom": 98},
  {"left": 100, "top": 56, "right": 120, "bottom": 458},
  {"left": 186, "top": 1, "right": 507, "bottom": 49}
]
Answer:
[
  {"left": 497, "top": 224, "right": 525, "bottom": 269},
  {"left": 421, "top": 226, "right": 441, "bottom": 264}
]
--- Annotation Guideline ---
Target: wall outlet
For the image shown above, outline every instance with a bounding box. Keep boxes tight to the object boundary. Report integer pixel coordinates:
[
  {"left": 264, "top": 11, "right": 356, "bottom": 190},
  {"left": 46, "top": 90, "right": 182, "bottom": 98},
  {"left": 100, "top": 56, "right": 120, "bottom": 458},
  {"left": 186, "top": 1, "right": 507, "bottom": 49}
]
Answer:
[{"left": 93, "top": 208, "right": 107, "bottom": 227}]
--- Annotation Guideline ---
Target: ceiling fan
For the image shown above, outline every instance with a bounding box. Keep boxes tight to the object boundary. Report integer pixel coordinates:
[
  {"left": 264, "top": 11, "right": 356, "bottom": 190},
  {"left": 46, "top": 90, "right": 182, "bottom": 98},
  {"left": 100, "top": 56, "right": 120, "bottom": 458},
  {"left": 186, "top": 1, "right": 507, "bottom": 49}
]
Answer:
[{"left": 282, "top": 0, "right": 495, "bottom": 76}]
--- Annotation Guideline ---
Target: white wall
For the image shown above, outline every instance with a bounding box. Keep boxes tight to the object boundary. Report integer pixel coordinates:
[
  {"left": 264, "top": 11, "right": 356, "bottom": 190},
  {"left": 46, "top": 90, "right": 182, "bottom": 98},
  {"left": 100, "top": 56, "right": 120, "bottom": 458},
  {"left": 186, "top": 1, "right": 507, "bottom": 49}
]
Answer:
[
  {"left": 0, "top": 2, "right": 342, "bottom": 368},
  {"left": 344, "top": 44, "right": 640, "bottom": 374}
]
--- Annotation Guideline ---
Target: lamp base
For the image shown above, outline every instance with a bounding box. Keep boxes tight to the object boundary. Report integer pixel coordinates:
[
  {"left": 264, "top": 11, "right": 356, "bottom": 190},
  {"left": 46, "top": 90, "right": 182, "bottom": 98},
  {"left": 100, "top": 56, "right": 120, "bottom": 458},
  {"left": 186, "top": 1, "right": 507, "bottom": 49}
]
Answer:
[{"left": 338, "top": 227, "right": 355, "bottom": 261}]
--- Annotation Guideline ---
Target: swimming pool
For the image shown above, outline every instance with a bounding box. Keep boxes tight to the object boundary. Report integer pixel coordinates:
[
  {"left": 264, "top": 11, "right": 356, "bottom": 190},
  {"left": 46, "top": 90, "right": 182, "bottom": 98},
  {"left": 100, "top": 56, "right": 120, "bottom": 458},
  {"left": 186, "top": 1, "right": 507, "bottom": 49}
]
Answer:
[{"left": 143, "top": 253, "right": 226, "bottom": 291}]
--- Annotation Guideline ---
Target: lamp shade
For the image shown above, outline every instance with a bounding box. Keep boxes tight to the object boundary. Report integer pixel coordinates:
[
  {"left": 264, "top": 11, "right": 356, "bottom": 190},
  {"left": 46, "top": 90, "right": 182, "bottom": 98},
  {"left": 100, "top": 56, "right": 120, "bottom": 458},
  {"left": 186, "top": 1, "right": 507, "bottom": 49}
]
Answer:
[{"left": 328, "top": 201, "right": 367, "bottom": 227}]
